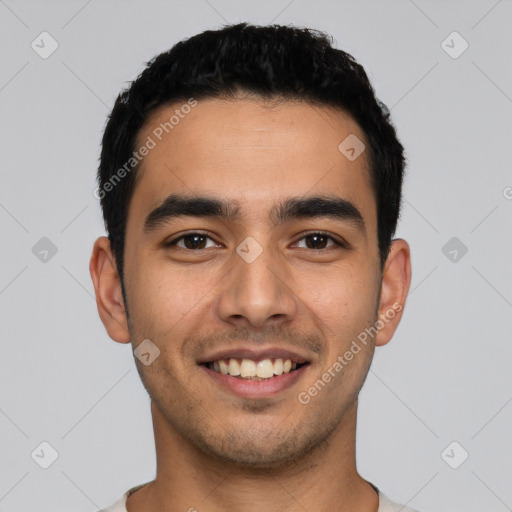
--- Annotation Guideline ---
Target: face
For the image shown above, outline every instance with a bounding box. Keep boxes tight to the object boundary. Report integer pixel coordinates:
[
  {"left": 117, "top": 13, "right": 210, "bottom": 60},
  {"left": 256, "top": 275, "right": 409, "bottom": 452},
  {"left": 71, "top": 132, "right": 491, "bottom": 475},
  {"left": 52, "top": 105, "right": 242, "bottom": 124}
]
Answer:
[{"left": 91, "top": 97, "right": 410, "bottom": 469}]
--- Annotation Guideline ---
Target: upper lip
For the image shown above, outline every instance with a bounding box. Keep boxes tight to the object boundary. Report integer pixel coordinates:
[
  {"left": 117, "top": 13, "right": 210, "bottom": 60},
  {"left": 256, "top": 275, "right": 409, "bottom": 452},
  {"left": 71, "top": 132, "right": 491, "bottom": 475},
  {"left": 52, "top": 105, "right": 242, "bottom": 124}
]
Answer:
[{"left": 198, "top": 347, "right": 311, "bottom": 365}]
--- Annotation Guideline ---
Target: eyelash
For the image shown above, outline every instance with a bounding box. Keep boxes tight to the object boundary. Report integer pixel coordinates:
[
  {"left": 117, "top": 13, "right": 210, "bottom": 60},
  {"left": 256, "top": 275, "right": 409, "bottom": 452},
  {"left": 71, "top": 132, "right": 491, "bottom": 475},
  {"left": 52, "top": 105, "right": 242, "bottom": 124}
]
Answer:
[{"left": 164, "top": 231, "right": 347, "bottom": 251}]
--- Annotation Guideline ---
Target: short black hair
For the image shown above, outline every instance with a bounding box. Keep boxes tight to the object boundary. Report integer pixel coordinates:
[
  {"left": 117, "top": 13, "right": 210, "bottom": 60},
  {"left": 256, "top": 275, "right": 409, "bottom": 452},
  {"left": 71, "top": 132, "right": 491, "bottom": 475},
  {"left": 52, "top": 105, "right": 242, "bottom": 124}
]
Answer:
[{"left": 98, "top": 22, "right": 405, "bottom": 285}]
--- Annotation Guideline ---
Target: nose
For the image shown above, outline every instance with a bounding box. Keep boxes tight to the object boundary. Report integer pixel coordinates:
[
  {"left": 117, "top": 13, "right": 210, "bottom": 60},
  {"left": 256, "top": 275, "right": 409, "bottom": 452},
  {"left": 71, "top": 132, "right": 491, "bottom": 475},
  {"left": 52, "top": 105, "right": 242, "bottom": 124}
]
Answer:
[{"left": 215, "top": 240, "right": 298, "bottom": 329}]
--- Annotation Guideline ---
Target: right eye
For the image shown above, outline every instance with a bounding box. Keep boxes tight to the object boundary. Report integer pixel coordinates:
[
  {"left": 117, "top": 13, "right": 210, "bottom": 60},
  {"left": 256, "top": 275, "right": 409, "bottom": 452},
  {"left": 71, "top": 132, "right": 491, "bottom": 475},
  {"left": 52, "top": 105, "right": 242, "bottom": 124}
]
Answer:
[{"left": 164, "top": 232, "right": 221, "bottom": 250}]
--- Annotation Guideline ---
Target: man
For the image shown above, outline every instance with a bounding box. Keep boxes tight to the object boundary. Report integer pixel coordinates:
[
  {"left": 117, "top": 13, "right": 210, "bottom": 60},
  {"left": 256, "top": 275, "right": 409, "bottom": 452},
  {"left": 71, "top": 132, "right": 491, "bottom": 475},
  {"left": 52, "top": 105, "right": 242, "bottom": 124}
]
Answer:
[{"left": 90, "top": 22, "right": 414, "bottom": 512}]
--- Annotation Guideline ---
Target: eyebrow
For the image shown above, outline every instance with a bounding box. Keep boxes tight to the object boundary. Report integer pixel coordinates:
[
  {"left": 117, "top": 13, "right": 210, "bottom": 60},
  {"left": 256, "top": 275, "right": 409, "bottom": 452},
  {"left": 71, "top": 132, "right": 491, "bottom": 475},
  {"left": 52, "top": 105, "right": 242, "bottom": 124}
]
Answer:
[{"left": 143, "top": 194, "right": 366, "bottom": 233}]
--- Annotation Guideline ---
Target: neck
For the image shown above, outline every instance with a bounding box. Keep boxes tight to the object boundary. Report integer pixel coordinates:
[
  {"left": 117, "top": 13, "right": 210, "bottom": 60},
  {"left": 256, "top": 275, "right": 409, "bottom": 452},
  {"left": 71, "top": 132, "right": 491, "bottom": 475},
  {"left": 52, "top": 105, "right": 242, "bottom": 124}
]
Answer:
[{"left": 127, "top": 399, "right": 379, "bottom": 512}]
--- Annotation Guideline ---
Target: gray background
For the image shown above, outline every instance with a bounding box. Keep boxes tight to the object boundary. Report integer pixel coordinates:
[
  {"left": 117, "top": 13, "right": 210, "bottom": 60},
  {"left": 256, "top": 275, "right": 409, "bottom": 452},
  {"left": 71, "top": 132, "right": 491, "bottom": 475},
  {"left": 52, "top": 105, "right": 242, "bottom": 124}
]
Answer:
[{"left": 1, "top": 1, "right": 511, "bottom": 511}]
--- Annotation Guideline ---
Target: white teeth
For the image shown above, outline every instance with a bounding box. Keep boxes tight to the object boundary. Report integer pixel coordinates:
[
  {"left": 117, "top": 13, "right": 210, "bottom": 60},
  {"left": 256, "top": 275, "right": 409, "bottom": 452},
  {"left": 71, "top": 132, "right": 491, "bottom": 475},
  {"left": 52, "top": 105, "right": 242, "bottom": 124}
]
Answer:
[
  {"left": 210, "top": 357, "right": 300, "bottom": 378},
  {"left": 273, "top": 358, "right": 284, "bottom": 375},
  {"left": 218, "top": 360, "right": 229, "bottom": 375},
  {"left": 228, "top": 358, "right": 241, "bottom": 376},
  {"left": 256, "top": 359, "right": 274, "bottom": 378},
  {"left": 240, "top": 359, "right": 257, "bottom": 377}
]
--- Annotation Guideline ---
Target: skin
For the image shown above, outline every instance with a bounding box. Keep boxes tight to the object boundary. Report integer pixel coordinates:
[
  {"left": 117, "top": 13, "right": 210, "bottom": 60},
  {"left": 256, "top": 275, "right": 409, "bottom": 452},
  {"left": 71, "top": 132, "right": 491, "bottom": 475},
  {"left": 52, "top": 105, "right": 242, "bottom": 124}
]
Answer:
[{"left": 90, "top": 97, "right": 411, "bottom": 512}]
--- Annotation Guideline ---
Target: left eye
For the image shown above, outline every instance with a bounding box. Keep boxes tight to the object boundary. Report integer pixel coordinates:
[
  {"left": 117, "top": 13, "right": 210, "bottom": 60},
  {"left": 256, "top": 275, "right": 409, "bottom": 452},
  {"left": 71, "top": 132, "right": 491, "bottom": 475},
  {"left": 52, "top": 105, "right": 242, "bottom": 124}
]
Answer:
[{"left": 294, "top": 233, "right": 342, "bottom": 250}]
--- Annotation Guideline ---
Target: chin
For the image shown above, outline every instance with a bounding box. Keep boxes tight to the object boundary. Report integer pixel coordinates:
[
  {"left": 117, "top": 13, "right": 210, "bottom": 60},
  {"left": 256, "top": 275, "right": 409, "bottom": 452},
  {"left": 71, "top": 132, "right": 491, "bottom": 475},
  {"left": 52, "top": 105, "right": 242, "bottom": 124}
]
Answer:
[{"left": 189, "top": 422, "right": 334, "bottom": 471}]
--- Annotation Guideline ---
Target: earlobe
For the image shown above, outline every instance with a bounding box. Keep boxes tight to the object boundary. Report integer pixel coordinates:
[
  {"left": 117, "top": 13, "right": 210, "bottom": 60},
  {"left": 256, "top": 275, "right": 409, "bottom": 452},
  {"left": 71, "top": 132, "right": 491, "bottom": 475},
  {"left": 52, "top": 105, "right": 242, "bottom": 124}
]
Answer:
[
  {"left": 375, "top": 239, "right": 412, "bottom": 347},
  {"left": 89, "top": 236, "right": 131, "bottom": 344}
]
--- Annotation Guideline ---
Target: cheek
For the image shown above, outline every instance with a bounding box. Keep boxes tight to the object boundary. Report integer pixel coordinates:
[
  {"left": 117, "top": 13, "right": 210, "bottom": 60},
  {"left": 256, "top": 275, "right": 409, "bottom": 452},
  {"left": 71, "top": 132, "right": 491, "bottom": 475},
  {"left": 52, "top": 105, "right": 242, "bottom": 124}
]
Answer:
[
  {"left": 128, "top": 257, "right": 217, "bottom": 336},
  {"left": 297, "top": 263, "right": 378, "bottom": 331}
]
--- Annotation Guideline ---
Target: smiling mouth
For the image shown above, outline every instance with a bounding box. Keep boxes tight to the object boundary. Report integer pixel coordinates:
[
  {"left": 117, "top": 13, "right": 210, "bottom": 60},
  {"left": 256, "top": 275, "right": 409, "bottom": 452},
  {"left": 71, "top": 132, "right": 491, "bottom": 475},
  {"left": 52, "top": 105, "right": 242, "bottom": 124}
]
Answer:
[{"left": 204, "top": 358, "right": 308, "bottom": 380}]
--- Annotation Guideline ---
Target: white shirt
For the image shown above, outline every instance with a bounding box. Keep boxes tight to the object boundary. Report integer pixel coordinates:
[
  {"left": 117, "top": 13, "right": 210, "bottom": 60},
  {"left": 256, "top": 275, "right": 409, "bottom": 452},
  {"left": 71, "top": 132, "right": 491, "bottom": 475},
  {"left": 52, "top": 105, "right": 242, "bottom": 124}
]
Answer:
[{"left": 98, "top": 482, "right": 420, "bottom": 512}]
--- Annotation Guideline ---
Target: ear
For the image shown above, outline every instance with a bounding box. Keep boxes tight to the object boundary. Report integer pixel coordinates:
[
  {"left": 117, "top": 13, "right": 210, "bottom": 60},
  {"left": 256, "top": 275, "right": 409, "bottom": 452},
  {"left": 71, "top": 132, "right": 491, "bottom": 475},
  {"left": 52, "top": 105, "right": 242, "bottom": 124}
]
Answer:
[
  {"left": 375, "top": 238, "right": 412, "bottom": 347},
  {"left": 89, "top": 236, "right": 131, "bottom": 344}
]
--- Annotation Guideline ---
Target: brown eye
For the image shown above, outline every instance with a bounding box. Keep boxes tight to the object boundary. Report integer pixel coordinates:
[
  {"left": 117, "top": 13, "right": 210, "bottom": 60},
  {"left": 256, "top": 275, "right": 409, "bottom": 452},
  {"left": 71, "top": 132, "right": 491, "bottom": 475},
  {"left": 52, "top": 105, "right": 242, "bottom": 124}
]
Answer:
[
  {"left": 166, "top": 233, "right": 219, "bottom": 250},
  {"left": 295, "top": 232, "right": 344, "bottom": 250}
]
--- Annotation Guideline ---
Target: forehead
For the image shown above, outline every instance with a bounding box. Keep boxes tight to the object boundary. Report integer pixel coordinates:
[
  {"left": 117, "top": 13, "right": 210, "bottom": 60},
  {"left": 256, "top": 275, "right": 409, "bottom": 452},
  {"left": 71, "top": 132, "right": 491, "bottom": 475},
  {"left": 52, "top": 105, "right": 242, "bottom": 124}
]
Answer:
[{"left": 128, "top": 98, "right": 376, "bottom": 232}]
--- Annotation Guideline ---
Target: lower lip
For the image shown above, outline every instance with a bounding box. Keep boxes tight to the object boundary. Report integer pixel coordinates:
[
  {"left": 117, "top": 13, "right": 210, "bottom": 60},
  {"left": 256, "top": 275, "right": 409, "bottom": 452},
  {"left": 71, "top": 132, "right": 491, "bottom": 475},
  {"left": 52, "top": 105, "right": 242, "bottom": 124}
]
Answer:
[{"left": 201, "top": 364, "right": 309, "bottom": 399}]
